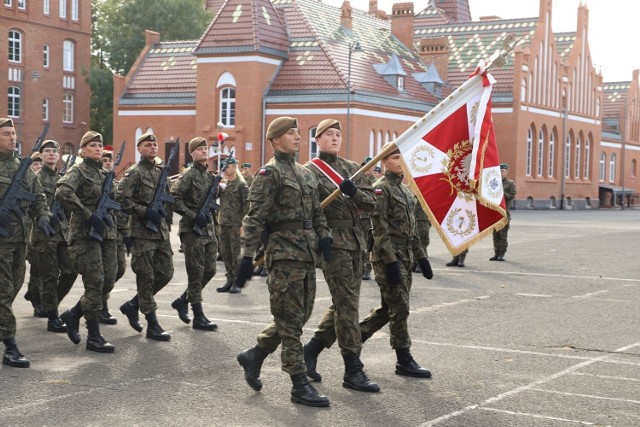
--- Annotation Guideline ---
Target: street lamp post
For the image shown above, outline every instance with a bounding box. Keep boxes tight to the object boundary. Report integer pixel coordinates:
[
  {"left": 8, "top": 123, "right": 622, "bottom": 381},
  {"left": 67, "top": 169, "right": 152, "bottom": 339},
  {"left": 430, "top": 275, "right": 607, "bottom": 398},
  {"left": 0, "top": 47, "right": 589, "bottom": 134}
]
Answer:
[
  {"left": 16, "top": 69, "right": 40, "bottom": 150},
  {"left": 346, "top": 41, "right": 362, "bottom": 159}
]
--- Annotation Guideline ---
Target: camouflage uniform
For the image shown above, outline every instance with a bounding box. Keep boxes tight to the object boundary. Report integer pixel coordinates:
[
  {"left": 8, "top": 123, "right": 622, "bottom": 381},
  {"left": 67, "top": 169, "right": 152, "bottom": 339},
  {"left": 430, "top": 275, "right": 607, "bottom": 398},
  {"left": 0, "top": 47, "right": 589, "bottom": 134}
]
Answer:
[
  {"left": 114, "top": 203, "right": 130, "bottom": 283},
  {"left": 414, "top": 203, "right": 431, "bottom": 257},
  {"left": 218, "top": 176, "right": 249, "bottom": 285},
  {"left": 244, "top": 174, "right": 254, "bottom": 188},
  {"left": 361, "top": 173, "right": 377, "bottom": 279},
  {"left": 0, "top": 151, "right": 49, "bottom": 340},
  {"left": 117, "top": 158, "right": 173, "bottom": 315},
  {"left": 32, "top": 165, "right": 77, "bottom": 314},
  {"left": 493, "top": 177, "right": 516, "bottom": 257},
  {"left": 242, "top": 151, "right": 330, "bottom": 375},
  {"left": 171, "top": 162, "right": 218, "bottom": 304},
  {"left": 305, "top": 152, "right": 375, "bottom": 355},
  {"left": 359, "top": 171, "right": 425, "bottom": 350}
]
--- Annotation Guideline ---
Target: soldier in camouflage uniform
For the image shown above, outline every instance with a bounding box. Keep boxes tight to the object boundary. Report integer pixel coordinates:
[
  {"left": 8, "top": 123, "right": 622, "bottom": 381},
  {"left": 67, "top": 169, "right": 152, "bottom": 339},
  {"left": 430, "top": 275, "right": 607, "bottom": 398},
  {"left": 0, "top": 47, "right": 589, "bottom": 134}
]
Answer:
[
  {"left": 170, "top": 137, "right": 218, "bottom": 331},
  {"left": 490, "top": 163, "right": 516, "bottom": 261},
  {"left": 117, "top": 132, "right": 173, "bottom": 341},
  {"left": 240, "top": 162, "right": 253, "bottom": 188},
  {"left": 412, "top": 202, "right": 431, "bottom": 273},
  {"left": 24, "top": 152, "right": 46, "bottom": 318},
  {"left": 235, "top": 117, "right": 333, "bottom": 407},
  {"left": 216, "top": 157, "right": 249, "bottom": 294},
  {"left": 360, "top": 157, "right": 375, "bottom": 281},
  {"left": 0, "top": 118, "right": 52, "bottom": 367},
  {"left": 56, "top": 131, "right": 117, "bottom": 353},
  {"left": 31, "top": 140, "right": 77, "bottom": 333},
  {"left": 358, "top": 146, "right": 433, "bottom": 378},
  {"left": 301, "top": 119, "right": 380, "bottom": 393}
]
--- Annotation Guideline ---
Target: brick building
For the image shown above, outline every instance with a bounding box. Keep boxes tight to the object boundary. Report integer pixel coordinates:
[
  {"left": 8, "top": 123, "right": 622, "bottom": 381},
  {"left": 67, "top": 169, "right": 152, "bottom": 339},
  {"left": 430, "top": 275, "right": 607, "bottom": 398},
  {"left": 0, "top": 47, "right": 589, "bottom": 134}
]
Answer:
[
  {"left": 1, "top": 0, "right": 91, "bottom": 156},
  {"left": 113, "top": 0, "right": 640, "bottom": 207}
]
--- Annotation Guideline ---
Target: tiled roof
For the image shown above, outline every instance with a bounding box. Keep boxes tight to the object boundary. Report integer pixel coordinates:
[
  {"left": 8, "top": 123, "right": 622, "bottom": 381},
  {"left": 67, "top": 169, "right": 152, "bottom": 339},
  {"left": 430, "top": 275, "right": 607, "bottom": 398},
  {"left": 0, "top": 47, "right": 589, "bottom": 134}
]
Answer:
[
  {"left": 554, "top": 32, "right": 575, "bottom": 60},
  {"left": 602, "top": 81, "right": 630, "bottom": 125},
  {"left": 194, "top": 0, "right": 289, "bottom": 57},
  {"left": 415, "top": 3, "right": 451, "bottom": 26},
  {"left": 121, "top": 41, "right": 198, "bottom": 105}
]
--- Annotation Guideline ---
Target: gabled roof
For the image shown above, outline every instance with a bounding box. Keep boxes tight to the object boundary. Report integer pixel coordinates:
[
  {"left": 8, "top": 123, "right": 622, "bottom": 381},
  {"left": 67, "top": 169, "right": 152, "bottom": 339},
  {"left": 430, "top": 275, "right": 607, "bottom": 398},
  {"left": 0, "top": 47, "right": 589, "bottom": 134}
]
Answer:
[
  {"left": 194, "top": 0, "right": 289, "bottom": 58},
  {"left": 555, "top": 32, "right": 575, "bottom": 60},
  {"left": 415, "top": 2, "right": 451, "bottom": 26},
  {"left": 602, "top": 82, "right": 630, "bottom": 131}
]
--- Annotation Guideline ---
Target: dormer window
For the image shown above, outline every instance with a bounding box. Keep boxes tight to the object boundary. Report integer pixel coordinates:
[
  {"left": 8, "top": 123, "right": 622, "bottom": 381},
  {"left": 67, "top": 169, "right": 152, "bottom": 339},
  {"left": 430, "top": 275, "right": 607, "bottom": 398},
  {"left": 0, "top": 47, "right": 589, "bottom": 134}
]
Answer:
[
  {"left": 372, "top": 53, "right": 408, "bottom": 92},
  {"left": 397, "top": 76, "right": 405, "bottom": 91},
  {"left": 413, "top": 62, "right": 445, "bottom": 98}
]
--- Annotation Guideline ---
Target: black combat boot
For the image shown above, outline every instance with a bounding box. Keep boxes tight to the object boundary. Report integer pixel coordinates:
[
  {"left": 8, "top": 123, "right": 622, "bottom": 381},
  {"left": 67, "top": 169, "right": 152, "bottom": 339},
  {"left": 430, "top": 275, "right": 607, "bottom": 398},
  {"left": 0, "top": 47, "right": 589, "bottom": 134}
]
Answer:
[
  {"left": 457, "top": 252, "right": 466, "bottom": 268},
  {"left": 229, "top": 281, "right": 241, "bottom": 294},
  {"left": 85, "top": 318, "right": 115, "bottom": 353},
  {"left": 236, "top": 345, "right": 270, "bottom": 391},
  {"left": 60, "top": 300, "right": 83, "bottom": 344},
  {"left": 290, "top": 373, "right": 330, "bottom": 407},
  {"left": 47, "top": 310, "right": 66, "bottom": 333},
  {"left": 2, "top": 338, "right": 29, "bottom": 368},
  {"left": 191, "top": 303, "right": 217, "bottom": 331},
  {"left": 497, "top": 252, "right": 505, "bottom": 261},
  {"left": 303, "top": 337, "right": 325, "bottom": 382},
  {"left": 445, "top": 256, "right": 459, "bottom": 267},
  {"left": 395, "top": 348, "right": 432, "bottom": 378},
  {"left": 171, "top": 291, "right": 191, "bottom": 324},
  {"left": 362, "top": 264, "right": 372, "bottom": 280},
  {"left": 342, "top": 353, "right": 380, "bottom": 392},
  {"left": 489, "top": 252, "right": 499, "bottom": 261},
  {"left": 25, "top": 290, "right": 47, "bottom": 317},
  {"left": 216, "top": 281, "right": 233, "bottom": 293},
  {"left": 145, "top": 311, "right": 171, "bottom": 341},
  {"left": 99, "top": 301, "right": 117, "bottom": 325},
  {"left": 119, "top": 295, "right": 143, "bottom": 332}
]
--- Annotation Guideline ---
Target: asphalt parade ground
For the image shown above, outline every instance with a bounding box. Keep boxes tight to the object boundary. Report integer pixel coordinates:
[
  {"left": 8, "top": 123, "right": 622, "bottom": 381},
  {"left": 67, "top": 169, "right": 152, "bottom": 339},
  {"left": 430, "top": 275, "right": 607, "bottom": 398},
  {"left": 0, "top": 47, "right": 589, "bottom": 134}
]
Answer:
[{"left": 1, "top": 209, "right": 639, "bottom": 426}]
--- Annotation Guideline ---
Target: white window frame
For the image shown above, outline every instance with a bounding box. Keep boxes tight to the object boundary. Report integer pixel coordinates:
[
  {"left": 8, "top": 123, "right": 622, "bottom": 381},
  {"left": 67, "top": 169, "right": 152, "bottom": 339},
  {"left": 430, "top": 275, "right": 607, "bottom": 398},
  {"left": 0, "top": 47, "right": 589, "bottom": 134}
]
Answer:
[
  {"left": 17, "top": 0, "right": 24, "bottom": 9},
  {"left": 309, "top": 128, "right": 318, "bottom": 160},
  {"left": 564, "top": 134, "right": 571, "bottom": 179},
  {"left": 8, "top": 86, "right": 20, "bottom": 117},
  {"left": 43, "top": 44, "right": 50, "bottom": 67},
  {"left": 8, "top": 30, "right": 22, "bottom": 63},
  {"left": 599, "top": 152, "right": 605, "bottom": 182},
  {"left": 5, "top": 0, "right": 12, "bottom": 7},
  {"left": 584, "top": 136, "right": 590, "bottom": 179},
  {"left": 63, "top": 40, "right": 74, "bottom": 72},
  {"left": 63, "top": 92, "right": 73, "bottom": 123},
  {"left": 574, "top": 135, "right": 581, "bottom": 179},
  {"left": 71, "top": 0, "right": 77, "bottom": 20},
  {"left": 59, "top": 0, "right": 66, "bottom": 18},
  {"left": 548, "top": 131, "right": 555, "bottom": 178},
  {"left": 537, "top": 128, "right": 544, "bottom": 177},
  {"left": 219, "top": 87, "right": 235, "bottom": 127},
  {"left": 525, "top": 126, "right": 533, "bottom": 176},
  {"left": 43, "top": 0, "right": 49, "bottom": 14},
  {"left": 42, "top": 98, "right": 49, "bottom": 121},
  {"left": 397, "top": 76, "right": 405, "bottom": 91},
  {"left": 609, "top": 153, "right": 616, "bottom": 183}
]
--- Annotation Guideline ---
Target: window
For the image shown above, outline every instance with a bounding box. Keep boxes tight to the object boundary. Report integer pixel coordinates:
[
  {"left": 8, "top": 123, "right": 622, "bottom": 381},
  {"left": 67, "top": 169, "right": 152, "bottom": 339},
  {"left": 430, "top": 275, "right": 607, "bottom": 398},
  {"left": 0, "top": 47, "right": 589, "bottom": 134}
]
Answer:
[
  {"left": 309, "top": 128, "right": 318, "bottom": 160},
  {"left": 5, "top": 1, "right": 12, "bottom": 7},
  {"left": 609, "top": 154, "right": 616, "bottom": 182},
  {"left": 599, "top": 152, "right": 605, "bottom": 181},
  {"left": 43, "top": 45, "right": 50, "bottom": 67},
  {"left": 520, "top": 78, "right": 527, "bottom": 103},
  {"left": 574, "top": 135, "right": 581, "bottom": 179},
  {"left": 71, "top": 0, "right": 77, "bottom": 20},
  {"left": 537, "top": 128, "right": 545, "bottom": 176},
  {"left": 564, "top": 134, "right": 571, "bottom": 179},
  {"left": 632, "top": 159, "right": 637, "bottom": 178},
  {"left": 8, "top": 86, "right": 20, "bottom": 117},
  {"left": 525, "top": 126, "right": 533, "bottom": 176},
  {"left": 59, "top": 0, "right": 65, "bottom": 18},
  {"left": 219, "top": 87, "right": 235, "bottom": 127},
  {"left": 397, "top": 76, "right": 405, "bottom": 91},
  {"left": 369, "top": 130, "right": 375, "bottom": 156},
  {"left": 43, "top": 0, "right": 49, "bottom": 14},
  {"left": 17, "top": 0, "right": 24, "bottom": 9},
  {"left": 63, "top": 40, "right": 74, "bottom": 72},
  {"left": 548, "top": 130, "right": 555, "bottom": 177},
  {"left": 9, "top": 30, "right": 22, "bottom": 63},
  {"left": 584, "top": 136, "right": 590, "bottom": 179},
  {"left": 63, "top": 93, "right": 73, "bottom": 123},
  {"left": 42, "top": 98, "right": 49, "bottom": 121}
]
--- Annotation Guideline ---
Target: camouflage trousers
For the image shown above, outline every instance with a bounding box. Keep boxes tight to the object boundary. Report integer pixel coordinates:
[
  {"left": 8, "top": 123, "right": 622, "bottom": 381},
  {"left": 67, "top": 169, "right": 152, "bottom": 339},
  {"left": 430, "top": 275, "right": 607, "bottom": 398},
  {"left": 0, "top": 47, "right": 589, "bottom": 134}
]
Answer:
[
  {"left": 493, "top": 216, "right": 510, "bottom": 255},
  {"left": 219, "top": 225, "right": 241, "bottom": 284},
  {"left": 0, "top": 242, "right": 27, "bottom": 340},
  {"left": 115, "top": 239, "right": 127, "bottom": 284},
  {"left": 256, "top": 260, "right": 316, "bottom": 375},
  {"left": 360, "top": 249, "right": 413, "bottom": 350},
  {"left": 131, "top": 238, "right": 173, "bottom": 315},
  {"left": 180, "top": 232, "right": 217, "bottom": 304},
  {"left": 68, "top": 239, "right": 117, "bottom": 321},
  {"left": 312, "top": 248, "right": 364, "bottom": 355},
  {"left": 25, "top": 244, "right": 42, "bottom": 307},
  {"left": 31, "top": 241, "right": 77, "bottom": 313},
  {"left": 417, "top": 220, "right": 431, "bottom": 257}
]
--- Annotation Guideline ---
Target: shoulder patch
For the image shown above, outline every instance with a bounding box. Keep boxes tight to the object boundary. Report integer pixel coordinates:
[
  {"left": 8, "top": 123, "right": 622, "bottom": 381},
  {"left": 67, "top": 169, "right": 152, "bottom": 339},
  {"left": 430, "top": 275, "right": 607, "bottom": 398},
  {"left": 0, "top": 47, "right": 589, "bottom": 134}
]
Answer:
[
  {"left": 123, "top": 172, "right": 130, "bottom": 177},
  {"left": 259, "top": 168, "right": 272, "bottom": 176},
  {"left": 375, "top": 188, "right": 383, "bottom": 195}
]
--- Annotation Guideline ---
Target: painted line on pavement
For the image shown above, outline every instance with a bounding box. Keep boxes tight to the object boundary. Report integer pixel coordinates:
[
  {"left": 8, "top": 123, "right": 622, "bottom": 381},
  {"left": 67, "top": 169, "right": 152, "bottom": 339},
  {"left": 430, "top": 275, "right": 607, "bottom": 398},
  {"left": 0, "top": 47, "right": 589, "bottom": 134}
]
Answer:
[
  {"left": 411, "top": 295, "right": 490, "bottom": 314},
  {"left": 571, "top": 372, "right": 640, "bottom": 383},
  {"left": 439, "top": 269, "right": 640, "bottom": 283},
  {"left": 477, "top": 407, "right": 597, "bottom": 425},
  {"left": 529, "top": 388, "right": 640, "bottom": 405}
]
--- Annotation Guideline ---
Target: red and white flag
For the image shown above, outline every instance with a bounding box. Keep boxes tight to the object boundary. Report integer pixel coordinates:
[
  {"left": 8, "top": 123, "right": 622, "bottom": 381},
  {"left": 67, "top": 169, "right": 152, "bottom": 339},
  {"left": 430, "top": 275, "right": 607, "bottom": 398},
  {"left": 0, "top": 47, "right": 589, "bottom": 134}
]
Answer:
[{"left": 392, "top": 62, "right": 507, "bottom": 255}]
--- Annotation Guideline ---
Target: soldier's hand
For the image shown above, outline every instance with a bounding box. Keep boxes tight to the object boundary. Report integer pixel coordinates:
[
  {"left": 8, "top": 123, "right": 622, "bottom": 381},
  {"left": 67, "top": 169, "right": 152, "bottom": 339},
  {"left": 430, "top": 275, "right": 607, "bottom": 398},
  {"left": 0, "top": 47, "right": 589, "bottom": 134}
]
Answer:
[
  {"left": 123, "top": 236, "right": 133, "bottom": 256},
  {"left": 194, "top": 213, "right": 208, "bottom": 228},
  {"left": 86, "top": 214, "right": 105, "bottom": 234},
  {"left": 339, "top": 178, "right": 358, "bottom": 198},
  {"left": 145, "top": 208, "right": 163, "bottom": 225},
  {"left": 235, "top": 256, "right": 254, "bottom": 288},
  {"left": 319, "top": 237, "right": 332, "bottom": 262},
  {"left": 418, "top": 257, "right": 433, "bottom": 280},
  {"left": 37, "top": 216, "right": 55, "bottom": 237},
  {"left": 384, "top": 261, "right": 402, "bottom": 285}
]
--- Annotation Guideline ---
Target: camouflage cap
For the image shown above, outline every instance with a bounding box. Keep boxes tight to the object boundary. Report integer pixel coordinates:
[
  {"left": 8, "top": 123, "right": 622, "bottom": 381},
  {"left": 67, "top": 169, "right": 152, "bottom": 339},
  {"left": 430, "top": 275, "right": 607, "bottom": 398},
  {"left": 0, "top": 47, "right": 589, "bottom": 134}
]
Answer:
[
  {"left": 266, "top": 117, "right": 297, "bottom": 140},
  {"left": 500, "top": 163, "right": 509, "bottom": 170},
  {"left": 188, "top": 136, "right": 207, "bottom": 153},
  {"left": 315, "top": 119, "right": 341, "bottom": 138},
  {"left": 223, "top": 157, "right": 238, "bottom": 166},
  {"left": 136, "top": 132, "right": 157, "bottom": 146},
  {"left": 0, "top": 118, "right": 14, "bottom": 128},
  {"left": 80, "top": 131, "right": 103, "bottom": 148},
  {"left": 31, "top": 152, "right": 43, "bottom": 162},
  {"left": 39, "top": 139, "right": 60, "bottom": 152},
  {"left": 381, "top": 142, "right": 400, "bottom": 159}
]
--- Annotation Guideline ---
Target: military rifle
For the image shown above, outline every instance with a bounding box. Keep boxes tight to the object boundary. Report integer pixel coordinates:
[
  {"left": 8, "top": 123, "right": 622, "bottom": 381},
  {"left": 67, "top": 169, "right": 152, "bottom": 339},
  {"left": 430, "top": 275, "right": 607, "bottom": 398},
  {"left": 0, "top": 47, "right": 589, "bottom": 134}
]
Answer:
[
  {"left": 59, "top": 153, "right": 76, "bottom": 176},
  {"left": 89, "top": 142, "right": 126, "bottom": 242},
  {"left": 192, "top": 173, "right": 223, "bottom": 237},
  {"left": 0, "top": 124, "right": 50, "bottom": 237},
  {"left": 50, "top": 152, "right": 76, "bottom": 229},
  {"left": 145, "top": 138, "right": 179, "bottom": 233}
]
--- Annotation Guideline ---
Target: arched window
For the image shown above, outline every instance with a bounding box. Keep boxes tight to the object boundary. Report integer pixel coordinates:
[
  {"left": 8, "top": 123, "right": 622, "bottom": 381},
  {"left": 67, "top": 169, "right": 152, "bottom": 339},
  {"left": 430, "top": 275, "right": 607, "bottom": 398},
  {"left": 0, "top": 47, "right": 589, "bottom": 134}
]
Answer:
[
  {"left": 377, "top": 130, "right": 382, "bottom": 153},
  {"left": 8, "top": 86, "right": 20, "bottom": 117},
  {"left": 146, "top": 126, "right": 153, "bottom": 135},
  {"left": 385, "top": 131, "right": 391, "bottom": 143},
  {"left": 63, "top": 93, "right": 73, "bottom": 123},
  {"left": 8, "top": 30, "right": 22, "bottom": 63},
  {"left": 599, "top": 152, "right": 606, "bottom": 181},
  {"left": 575, "top": 134, "right": 581, "bottom": 179},
  {"left": 63, "top": 40, "right": 75, "bottom": 72},
  {"left": 609, "top": 153, "right": 616, "bottom": 182},
  {"left": 537, "top": 127, "right": 545, "bottom": 176},
  {"left": 584, "top": 135, "right": 591, "bottom": 179},
  {"left": 309, "top": 127, "right": 318, "bottom": 160},
  {"left": 219, "top": 87, "right": 236, "bottom": 127},
  {"left": 564, "top": 133, "right": 572, "bottom": 179},
  {"left": 526, "top": 125, "right": 533, "bottom": 176},
  {"left": 548, "top": 129, "right": 555, "bottom": 177}
]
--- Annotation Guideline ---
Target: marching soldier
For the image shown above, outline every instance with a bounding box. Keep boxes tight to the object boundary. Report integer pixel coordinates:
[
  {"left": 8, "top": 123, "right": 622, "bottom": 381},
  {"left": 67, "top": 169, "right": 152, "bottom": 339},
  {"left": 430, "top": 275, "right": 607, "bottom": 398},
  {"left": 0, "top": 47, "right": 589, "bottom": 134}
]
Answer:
[
  {"left": 56, "top": 131, "right": 117, "bottom": 353},
  {"left": 412, "top": 202, "right": 431, "bottom": 273},
  {"left": 372, "top": 165, "right": 383, "bottom": 180},
  {"left": 216, "top": 158, "right": 249, "bottom": 294},
  {"left": 358, "top": 145, "right": 433, "bottom": 378},
  {"left": 240, "top": 162, "right": 253, "bottom": 187},
  {"left": 170, "top": 137, "right": 218, "bottom": 331},
  {"left": 235, "top": 117, "right": 333, "bottom": 407},
  {"left": 302, "top": 119, "right": 380, "bottom": 393},
  {"left": 490, "top": 163, "right": 516, "bottom": 261},
  {"left": 360, "top": 157, "right": 375, "bottom": 281},
  {"left": 0, "top": 118, "right": 52, "bottom": 367},
  {"left": 24, "top": 152, "right": 46, "bottom": 317},
  {"left": 117, "top": 132, "right": 173, "bottom": 341}
]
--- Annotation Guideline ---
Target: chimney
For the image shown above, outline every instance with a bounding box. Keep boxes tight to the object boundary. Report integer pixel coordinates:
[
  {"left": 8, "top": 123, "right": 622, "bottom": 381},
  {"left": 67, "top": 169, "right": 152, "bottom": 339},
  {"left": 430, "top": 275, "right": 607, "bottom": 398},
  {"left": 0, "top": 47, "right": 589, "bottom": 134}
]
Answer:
[
  {"left": 418, "top": 37, "right": 449, "bottom": 80},
  {"left": 391, "top": 3, "right": 414, "bottom": 49},
  {"left": 341, "top": 1, "right": 353, "bottom": 31},
  {"left": 369, "top": 0, "right": 377, "bottom": 15},
  {"left": 145, "top": 29, "right": 160, "bottom": 47}
]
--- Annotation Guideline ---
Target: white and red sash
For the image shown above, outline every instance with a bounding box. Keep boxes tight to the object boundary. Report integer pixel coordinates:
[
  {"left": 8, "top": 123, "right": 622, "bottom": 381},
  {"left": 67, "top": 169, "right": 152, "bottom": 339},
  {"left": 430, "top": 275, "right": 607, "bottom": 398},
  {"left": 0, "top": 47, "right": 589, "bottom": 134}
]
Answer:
[{"left": 309, "top": 157, "right": 344, "bottom": 189}]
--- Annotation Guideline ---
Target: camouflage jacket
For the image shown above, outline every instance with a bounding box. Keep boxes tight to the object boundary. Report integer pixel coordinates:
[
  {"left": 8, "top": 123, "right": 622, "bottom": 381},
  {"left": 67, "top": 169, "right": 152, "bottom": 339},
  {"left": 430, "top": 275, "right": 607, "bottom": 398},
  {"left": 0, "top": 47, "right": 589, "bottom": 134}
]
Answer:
[
  {"left": 171, "top": 161, "right": 216, "bottom": 237},
  {"left": 56, "top": 158, "right": 117, "bottom": 242},
  {"left": 218, "top": 176, "right": 249, "bottom": 227},
  {"left": 244, "top": 174, "right": 253, "bottom": 188},
  {"left": 371, "top": 172, "right": 425, "bottom": 264},
  {"left": 0, "top": 151, "right": 49, "bottom": 243},
  {"left": 241, "top": 151, "right": 330, "bottom": 266},
  {"left": 414, "top": 200, "right": 431, "bottom": 226},
  {"left": 114, "top": 179, "right": 130, "bottom": 241},
  {"left": 305, "top": 152, "right": 375, "bottom": 251},
  {"left": 116, "top": 157, "right": 171, "bottom": 240},
  {"left": 32, "top": 165, "right": 68, "bottom": 243},
  {"left": 502, "top": 177, "right": 516, "bottom": 216}
]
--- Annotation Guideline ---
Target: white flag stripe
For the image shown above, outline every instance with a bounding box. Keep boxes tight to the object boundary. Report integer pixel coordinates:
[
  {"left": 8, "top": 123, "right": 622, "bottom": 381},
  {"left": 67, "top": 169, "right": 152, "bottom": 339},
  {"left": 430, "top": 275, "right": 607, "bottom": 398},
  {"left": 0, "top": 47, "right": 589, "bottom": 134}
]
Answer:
[
  {"left": 468, "top": 74, "right": 496, "bottom": 181},
  {"left": 480, "top": 165, "right": 504, "bottom": 206},
  {"left": 441, "top": 196, "right": 480, "bottom": 247},
  {"left": 401, "top": 140, "right": 449, "bottom": 179}
]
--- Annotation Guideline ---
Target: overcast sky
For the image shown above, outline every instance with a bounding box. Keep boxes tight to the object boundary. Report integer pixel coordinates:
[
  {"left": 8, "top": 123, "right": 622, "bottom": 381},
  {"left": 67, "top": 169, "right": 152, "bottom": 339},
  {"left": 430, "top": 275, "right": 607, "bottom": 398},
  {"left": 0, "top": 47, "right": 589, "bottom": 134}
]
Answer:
[{"left": 325, "top": 0, "right": 638, "bottom": 82}]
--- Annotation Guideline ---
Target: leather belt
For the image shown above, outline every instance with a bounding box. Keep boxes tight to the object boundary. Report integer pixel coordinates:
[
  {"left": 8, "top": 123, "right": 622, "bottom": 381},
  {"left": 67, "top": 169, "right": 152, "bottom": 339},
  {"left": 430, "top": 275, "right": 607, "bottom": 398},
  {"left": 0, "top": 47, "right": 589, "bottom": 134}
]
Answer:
[
  {"left": 327, "top": 218, "right": 359, "bottom": 227},
  {"left": 268, "top": 220, "right": 313, "bottom": 232}
]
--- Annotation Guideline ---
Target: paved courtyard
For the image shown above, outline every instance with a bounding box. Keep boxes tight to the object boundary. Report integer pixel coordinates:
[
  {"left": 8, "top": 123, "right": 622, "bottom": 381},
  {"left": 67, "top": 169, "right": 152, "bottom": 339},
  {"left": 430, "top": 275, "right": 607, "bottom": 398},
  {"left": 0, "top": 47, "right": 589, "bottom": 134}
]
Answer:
[{"left": 1, "top": 209, "right": 639, "bottom": 426}]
